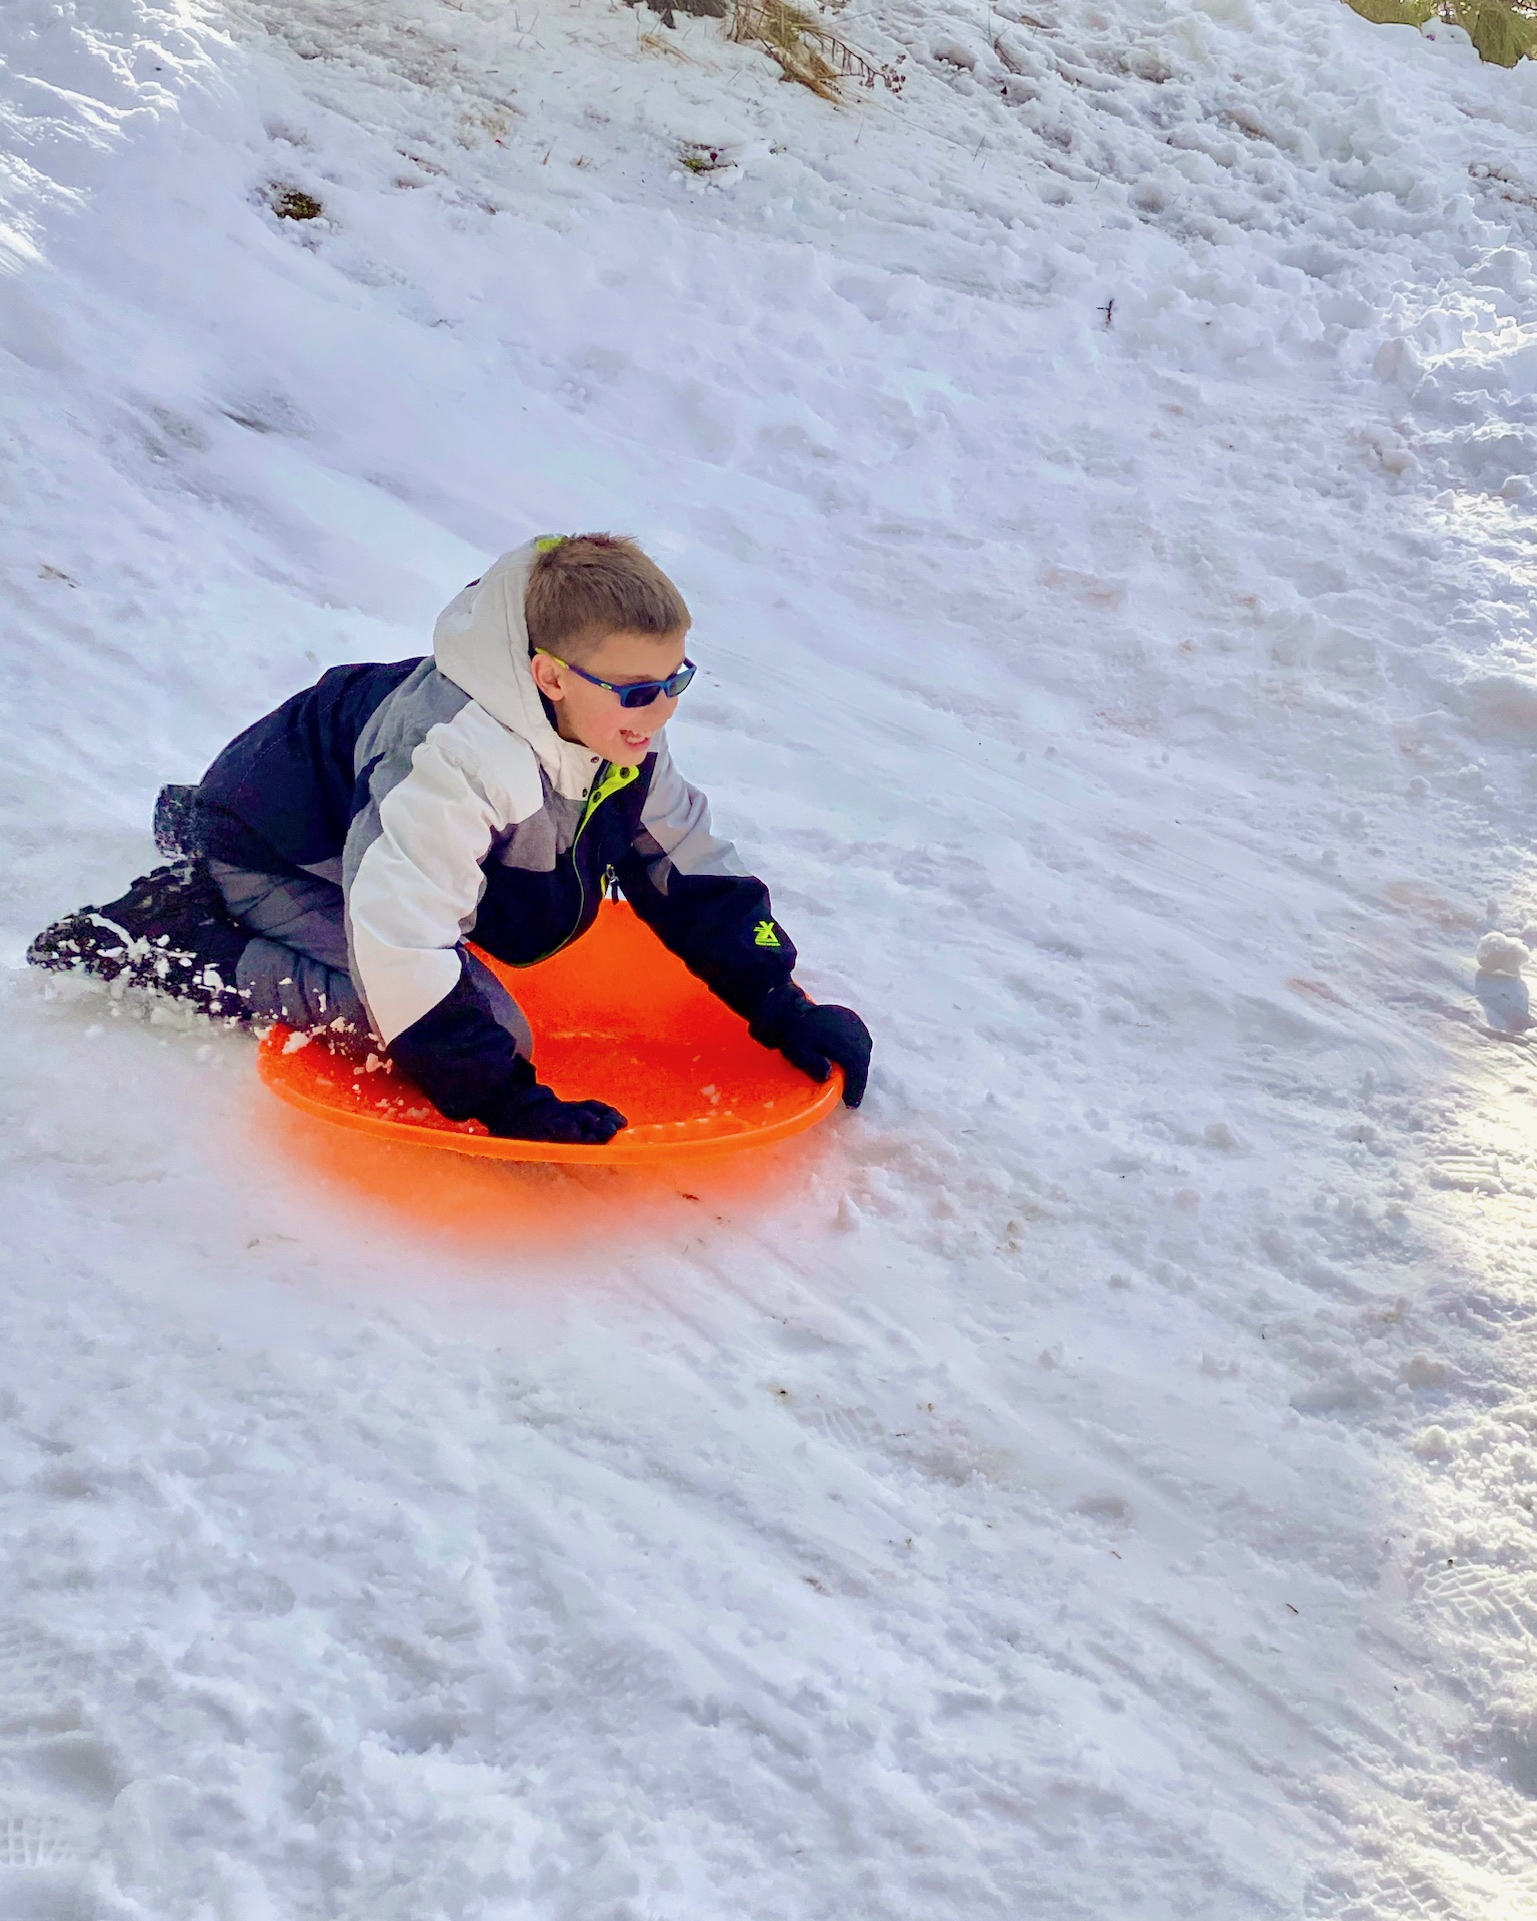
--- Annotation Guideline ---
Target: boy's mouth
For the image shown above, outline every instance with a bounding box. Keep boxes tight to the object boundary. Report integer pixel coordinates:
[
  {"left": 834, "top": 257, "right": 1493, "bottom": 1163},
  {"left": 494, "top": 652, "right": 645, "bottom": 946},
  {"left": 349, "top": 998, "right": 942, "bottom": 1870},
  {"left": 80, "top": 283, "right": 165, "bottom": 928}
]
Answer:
[{"left": 617, "top": 727, "right": 652, "bottom": 753}]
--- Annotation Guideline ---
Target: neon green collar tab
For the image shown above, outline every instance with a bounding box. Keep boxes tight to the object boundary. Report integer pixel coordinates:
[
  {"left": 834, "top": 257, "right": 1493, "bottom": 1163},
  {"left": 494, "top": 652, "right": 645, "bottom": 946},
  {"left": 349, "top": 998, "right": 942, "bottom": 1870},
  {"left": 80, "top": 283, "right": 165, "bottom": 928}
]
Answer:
[{"left": 577, "top": 759, "right": 641, "bottom": 835}]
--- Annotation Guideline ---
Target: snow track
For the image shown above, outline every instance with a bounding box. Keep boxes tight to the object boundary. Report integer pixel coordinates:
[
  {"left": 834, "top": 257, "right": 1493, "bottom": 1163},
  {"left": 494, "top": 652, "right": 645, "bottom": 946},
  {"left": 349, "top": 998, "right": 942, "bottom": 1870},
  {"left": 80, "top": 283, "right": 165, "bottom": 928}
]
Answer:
[{"left": 6, "top": 0, "right": 1537, "bottom": 1913}]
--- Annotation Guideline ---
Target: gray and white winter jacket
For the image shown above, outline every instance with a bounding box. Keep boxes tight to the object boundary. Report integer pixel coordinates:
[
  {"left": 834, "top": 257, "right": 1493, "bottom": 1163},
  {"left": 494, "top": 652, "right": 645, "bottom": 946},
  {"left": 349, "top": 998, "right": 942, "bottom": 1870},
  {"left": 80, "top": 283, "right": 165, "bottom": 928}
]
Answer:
[{"left": 196, "top": 541, "right": 798, "bottom": 1122}]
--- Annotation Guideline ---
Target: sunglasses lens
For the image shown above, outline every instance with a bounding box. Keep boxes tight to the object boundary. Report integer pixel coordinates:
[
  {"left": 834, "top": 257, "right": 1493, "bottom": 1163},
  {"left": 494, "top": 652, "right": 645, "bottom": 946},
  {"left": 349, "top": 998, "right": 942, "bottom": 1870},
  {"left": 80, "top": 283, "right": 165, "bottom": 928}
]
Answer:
[{"left": 617, "top": 662, "right": 695, "bottom": 708}]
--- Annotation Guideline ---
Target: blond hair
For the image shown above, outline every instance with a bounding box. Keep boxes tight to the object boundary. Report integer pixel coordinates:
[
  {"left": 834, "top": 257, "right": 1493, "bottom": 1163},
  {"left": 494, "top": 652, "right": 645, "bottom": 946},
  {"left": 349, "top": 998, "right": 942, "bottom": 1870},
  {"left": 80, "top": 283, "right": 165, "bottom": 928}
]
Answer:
[{"left": 525, "top": 534, "right": 690, "bottom": 659}]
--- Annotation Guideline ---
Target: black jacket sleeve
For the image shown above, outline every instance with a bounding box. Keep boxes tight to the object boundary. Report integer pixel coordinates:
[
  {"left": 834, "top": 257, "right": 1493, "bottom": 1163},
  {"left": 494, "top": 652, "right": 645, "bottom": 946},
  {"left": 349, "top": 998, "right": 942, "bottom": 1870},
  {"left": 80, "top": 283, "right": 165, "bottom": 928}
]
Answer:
[
  {"left": 614, "top": 850, "right": 797, "bottom": 1023},
  {"left": 385, "top": 960, "right": 528, "bottom": 1124}
]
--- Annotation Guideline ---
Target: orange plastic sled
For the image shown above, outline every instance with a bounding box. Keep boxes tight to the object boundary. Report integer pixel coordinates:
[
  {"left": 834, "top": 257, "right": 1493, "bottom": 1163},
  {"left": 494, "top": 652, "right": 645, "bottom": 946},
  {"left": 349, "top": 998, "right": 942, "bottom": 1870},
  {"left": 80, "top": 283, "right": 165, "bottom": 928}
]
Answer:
[{"left": 257, "top": 899, "right": 843, "bottom": 1164}]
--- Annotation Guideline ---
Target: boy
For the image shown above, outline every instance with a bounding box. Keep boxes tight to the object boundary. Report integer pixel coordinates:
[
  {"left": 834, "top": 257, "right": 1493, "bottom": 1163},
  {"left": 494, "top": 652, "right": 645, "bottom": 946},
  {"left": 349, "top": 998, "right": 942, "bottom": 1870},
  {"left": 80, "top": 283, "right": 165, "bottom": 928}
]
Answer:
[{"left": 29, "top": 535, "right": 871, "bottom": 1144}]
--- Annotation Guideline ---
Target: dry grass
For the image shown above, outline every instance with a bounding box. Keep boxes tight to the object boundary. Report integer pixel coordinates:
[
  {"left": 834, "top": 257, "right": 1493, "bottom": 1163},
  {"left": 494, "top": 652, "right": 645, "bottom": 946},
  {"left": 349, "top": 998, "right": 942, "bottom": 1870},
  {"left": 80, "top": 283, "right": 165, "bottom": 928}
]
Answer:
[
  {"left": 638, "top": 26, "right": 692, "bottom": 58},
  {"left": 1453, "top": 0, "right": 1537, "bottom": 61},
  {"left": 265, "top": 183, "right": 325, "bottom": 221},
  {"left": 729, "top": 0, "right": 904, "bottom": 97},
  {"left": 1345, "top": 0, "right": 1537, "bottom": 63}
]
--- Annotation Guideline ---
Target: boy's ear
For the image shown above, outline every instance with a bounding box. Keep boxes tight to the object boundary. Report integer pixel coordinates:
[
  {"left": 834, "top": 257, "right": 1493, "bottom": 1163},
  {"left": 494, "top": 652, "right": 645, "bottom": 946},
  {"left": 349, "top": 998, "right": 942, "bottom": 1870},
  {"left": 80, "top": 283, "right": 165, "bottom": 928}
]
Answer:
[{"left": 529, "top": 650, "right": 564, "bottom": 699}]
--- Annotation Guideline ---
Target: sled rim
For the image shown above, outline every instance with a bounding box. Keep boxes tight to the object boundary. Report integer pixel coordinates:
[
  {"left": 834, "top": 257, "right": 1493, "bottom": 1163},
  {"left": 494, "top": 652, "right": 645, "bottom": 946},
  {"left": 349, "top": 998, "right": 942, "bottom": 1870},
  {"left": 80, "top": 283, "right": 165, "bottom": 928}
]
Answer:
[{"left": 256, "top": 1028, "right": 844, "bottom": 1165}]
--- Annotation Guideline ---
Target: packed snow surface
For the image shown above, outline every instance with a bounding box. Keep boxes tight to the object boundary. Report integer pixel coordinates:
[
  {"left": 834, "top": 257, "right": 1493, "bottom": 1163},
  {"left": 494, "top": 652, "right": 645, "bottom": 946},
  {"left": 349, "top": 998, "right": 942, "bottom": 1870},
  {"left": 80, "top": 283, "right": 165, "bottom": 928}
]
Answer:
[{"left": 7, "top": 0, "right": 1537, "bottom": 1913}]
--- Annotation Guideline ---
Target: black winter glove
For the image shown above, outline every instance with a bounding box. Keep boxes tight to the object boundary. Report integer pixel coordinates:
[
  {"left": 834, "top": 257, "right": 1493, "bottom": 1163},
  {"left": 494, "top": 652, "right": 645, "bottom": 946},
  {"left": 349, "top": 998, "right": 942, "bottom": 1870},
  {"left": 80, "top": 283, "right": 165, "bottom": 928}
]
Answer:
[
  {"left": 479, "top": 1064, "right": 627, "bottom": 1145},
  {"left": 749, "top": 983, "right": 871, "bottom": 1108}
]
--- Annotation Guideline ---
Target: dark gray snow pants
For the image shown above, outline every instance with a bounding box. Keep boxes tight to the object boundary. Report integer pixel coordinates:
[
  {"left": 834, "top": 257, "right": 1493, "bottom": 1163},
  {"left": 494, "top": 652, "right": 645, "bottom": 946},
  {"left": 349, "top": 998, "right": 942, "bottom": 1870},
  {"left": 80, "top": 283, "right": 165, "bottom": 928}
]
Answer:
[{"left": 209, "top": 861, "right": 533, "bottom": 1057}]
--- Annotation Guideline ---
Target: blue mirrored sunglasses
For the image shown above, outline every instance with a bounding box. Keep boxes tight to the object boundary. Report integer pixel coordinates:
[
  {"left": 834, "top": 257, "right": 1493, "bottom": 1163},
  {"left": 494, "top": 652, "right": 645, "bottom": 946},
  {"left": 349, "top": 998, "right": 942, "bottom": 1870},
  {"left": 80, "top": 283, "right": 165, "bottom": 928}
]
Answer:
[{"left": 535, "top": 649, "right": 697, "bottom": 710}]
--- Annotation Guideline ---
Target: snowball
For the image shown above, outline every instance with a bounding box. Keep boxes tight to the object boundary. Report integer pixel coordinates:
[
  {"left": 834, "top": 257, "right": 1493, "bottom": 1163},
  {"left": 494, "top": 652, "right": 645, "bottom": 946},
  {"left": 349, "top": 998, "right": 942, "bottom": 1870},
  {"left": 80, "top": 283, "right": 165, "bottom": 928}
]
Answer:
[
  {"left": 1476, "top": 932, "right": 1529, "bottom": 978},
  {"left": 1420, "top": 18, "right": 1476, "bottom": 51}
]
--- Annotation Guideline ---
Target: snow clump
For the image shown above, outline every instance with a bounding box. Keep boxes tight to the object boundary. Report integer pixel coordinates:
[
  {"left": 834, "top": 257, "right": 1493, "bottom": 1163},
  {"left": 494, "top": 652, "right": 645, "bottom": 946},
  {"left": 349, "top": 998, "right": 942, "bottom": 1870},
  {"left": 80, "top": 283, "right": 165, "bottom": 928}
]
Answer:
[{"left": 1476, "top": 931, "right": 1530, "bottom": 976}]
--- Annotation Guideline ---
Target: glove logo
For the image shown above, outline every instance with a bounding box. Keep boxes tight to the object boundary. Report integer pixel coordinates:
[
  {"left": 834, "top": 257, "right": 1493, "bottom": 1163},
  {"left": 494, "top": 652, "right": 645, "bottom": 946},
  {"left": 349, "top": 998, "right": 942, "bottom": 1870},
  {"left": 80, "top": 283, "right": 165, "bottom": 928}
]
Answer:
[{"left": 753, "top": 919, "right": 783, "bottom": 949}]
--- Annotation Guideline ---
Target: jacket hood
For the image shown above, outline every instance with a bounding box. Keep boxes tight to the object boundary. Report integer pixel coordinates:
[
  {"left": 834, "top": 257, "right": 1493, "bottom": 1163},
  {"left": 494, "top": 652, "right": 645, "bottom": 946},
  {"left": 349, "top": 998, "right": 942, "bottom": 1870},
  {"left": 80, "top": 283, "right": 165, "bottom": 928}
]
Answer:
[{"left": 432, "top": 540, "right": 602, "bottom": 799}]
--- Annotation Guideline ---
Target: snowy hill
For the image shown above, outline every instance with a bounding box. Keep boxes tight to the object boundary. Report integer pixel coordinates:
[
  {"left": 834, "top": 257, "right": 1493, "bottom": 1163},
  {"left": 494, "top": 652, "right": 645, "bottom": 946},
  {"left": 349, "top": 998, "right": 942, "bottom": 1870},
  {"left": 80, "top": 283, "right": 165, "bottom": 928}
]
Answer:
[{"left": 6, "top": 0, "right": 1537, "bottom": 1913}]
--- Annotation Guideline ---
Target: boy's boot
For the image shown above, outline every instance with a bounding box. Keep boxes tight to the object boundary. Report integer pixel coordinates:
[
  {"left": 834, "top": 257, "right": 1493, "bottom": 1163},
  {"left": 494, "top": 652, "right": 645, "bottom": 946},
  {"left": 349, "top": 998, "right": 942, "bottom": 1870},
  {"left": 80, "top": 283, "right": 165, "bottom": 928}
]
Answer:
[{"left": 27, "top": 859, "right": 251, "bottom": 1021}]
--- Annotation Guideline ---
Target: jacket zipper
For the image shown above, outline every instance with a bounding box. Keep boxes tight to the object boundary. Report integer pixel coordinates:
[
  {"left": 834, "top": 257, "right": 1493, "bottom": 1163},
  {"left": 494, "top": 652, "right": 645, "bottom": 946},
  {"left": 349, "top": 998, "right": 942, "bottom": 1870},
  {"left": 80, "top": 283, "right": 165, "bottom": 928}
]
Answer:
[{"left": 520, "top": 760, "right": 640, "bottom": 966}]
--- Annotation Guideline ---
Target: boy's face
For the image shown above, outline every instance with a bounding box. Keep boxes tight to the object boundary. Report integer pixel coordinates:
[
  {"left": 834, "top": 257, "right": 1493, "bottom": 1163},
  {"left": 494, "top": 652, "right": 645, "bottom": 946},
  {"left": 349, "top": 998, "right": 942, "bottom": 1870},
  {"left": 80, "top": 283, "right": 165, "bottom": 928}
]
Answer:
[{"left": 530, "top": 627, "right": 690, "bottom": 766}]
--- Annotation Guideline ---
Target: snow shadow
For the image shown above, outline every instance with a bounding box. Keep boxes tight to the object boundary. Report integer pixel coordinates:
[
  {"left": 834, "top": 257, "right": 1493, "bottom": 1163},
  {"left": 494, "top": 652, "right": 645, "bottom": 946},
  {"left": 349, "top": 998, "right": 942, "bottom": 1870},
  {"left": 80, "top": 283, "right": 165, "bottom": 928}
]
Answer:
[
  {"left": 255, "top": 1098, "right": 847, "bottom": 1257},
  {"left": 1473, "top": 968, "right": 1532, "bottom": 1035}
]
